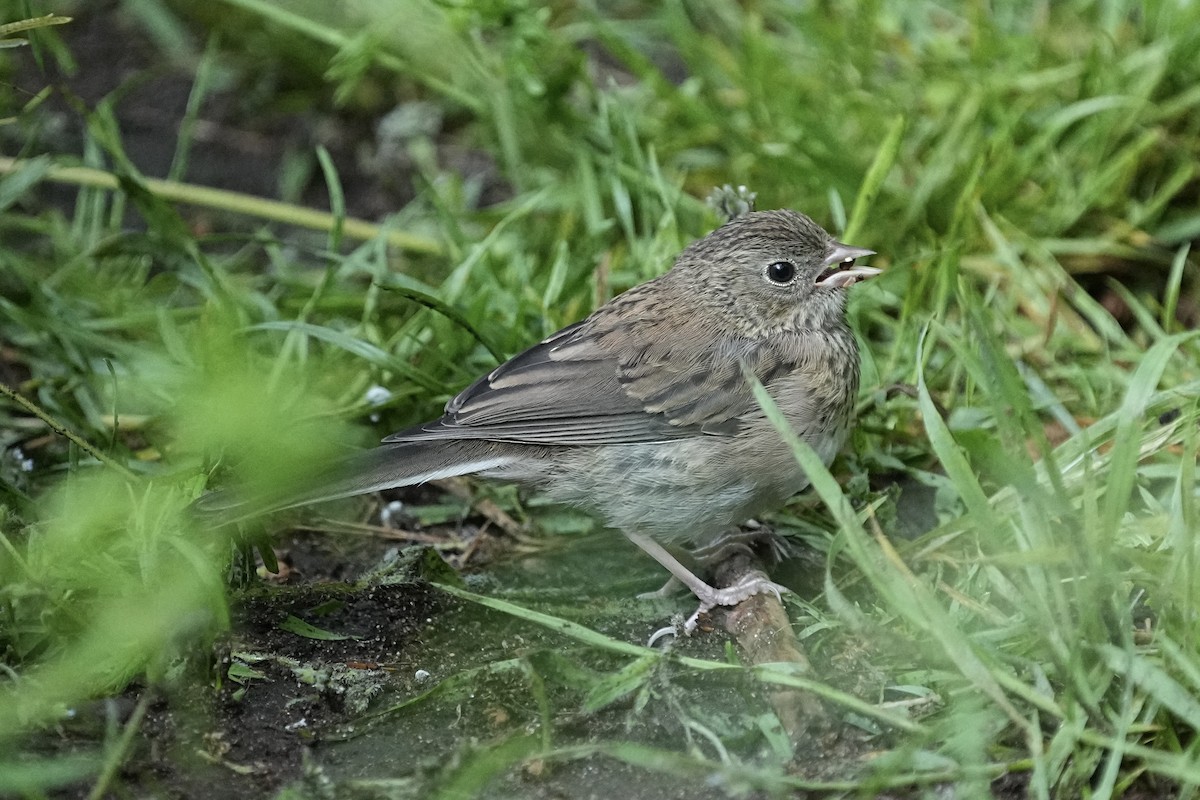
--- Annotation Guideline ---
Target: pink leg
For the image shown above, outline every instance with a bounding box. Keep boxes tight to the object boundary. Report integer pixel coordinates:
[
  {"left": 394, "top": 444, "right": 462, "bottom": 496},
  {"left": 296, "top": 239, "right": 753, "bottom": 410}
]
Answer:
[{"left": 625, "top": 531, "right": 790, "bottom": 641}]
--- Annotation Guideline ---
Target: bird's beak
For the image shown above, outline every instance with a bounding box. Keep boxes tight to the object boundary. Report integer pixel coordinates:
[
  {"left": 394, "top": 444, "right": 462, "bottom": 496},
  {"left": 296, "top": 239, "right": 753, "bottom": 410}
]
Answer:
[{"left": 816, "top": 243, "right": 881, "bottom": 288}]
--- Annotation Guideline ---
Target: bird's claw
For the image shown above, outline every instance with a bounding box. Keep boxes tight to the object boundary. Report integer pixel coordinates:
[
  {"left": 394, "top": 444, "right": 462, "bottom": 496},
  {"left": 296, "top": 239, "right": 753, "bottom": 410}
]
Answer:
[
  {"left": 647, "top": 624, "right": 679, "bottom": 647},
  {"left": 646, "top": 575, "right": 789, "bottom": 646},
  {"left": 694, "top": 572, "right": 789, "bottom": 610}
]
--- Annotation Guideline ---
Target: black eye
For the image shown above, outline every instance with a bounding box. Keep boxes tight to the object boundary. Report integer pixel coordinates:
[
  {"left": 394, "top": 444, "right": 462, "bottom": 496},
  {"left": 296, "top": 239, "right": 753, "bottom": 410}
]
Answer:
[{"left": 766, "top": 261, "right": 796, "bottom": 284}]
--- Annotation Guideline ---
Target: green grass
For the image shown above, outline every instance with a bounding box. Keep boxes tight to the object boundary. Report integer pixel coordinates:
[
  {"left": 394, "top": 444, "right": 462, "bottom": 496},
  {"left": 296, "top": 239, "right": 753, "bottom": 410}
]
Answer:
[{"left": 2, "top": 0, "right": 1199, "bottom": 796}]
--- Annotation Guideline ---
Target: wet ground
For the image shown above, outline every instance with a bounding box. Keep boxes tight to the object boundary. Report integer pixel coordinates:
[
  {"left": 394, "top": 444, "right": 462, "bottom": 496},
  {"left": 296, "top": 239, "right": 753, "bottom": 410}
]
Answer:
[{"left": 37, "top": 497, "right": 906, "bottom": 799}]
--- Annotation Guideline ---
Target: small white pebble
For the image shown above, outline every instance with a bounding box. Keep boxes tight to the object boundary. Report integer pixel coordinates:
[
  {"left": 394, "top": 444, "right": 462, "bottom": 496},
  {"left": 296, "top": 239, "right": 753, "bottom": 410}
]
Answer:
[
  {"left": 414, "top": 669, "right": 431, "bottom": 683},
  {"left": 380, "top": 500, "right": 406, "bottom": 528},
  {"left": 364, "top": 385, "right": 392, "bottom": 406}
]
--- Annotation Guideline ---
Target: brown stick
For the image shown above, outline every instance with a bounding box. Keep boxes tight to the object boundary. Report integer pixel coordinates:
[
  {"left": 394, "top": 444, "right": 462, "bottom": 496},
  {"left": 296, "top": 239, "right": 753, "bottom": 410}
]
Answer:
[
  {"left": 432, "top": 476, "right": 524, "bottom": 537},
  {"left": 712, "top": 549, "right": 829, "bottom": 743}
]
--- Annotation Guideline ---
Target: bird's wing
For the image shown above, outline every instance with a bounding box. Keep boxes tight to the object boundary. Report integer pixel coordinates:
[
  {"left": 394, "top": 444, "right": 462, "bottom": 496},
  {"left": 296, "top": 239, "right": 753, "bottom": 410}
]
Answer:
[
  {"left": 383, "top": 318, "right": 797, "bottom": 446},
  {"left": 611, "top": 329, "right": 802, "bottom": 435}
]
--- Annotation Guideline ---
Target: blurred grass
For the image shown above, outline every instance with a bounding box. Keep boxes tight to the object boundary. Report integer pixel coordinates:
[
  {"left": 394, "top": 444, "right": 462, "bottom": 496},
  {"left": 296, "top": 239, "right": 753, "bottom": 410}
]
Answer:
[{"left": 2, "top": 0, "right": 1199, "bottom": 796}]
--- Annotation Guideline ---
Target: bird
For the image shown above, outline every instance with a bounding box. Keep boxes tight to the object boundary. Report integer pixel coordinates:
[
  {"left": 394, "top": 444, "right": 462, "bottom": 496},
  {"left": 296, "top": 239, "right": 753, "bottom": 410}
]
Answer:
[{"left": 202, "top": 209, "right": 879, "bottom": 634}]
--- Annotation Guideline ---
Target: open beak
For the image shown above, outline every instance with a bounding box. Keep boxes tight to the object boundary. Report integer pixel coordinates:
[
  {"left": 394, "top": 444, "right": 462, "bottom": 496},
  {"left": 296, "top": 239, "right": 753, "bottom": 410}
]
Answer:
[{"left": 816, "top": 242, "right": 881, "bottom": 288}]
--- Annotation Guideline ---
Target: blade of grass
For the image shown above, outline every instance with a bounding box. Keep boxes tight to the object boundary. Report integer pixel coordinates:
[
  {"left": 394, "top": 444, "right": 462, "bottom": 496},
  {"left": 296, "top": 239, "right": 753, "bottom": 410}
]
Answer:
[
  {"left": 0, "top": 157, "right": 442, "bottom": 255},
  {"left": 0, "top": 382, "right": 134, "bottom": 478},
  {"left": 1099, "top": 332, "right": 1197, "bottom": 552},
  {"left": 1098, "top": 644, "right": 1200, "bottom": 732},
  {"left": 842, "top": 115, "right": 904, "bottom": 244},
  {"left": 167, "top": 32, "right": 220, "bottom": 182},
  {"left": 1160, "top": 244, "right": 1190, "bottom": 332},
  {"left": 373, "top": 277, "right": 506, "bottom": 362},
  {"left": 213, "top": 0, "right": 482, "bottom": 111},
  {"left": 247, "top": 321, "right": 446, "bottom": 393},
  {"left": 433, "top": 583, "right": 925, "bottom": 733},
  {"left": 916, "top": 322, "right": 999, "bottom": 532},
  {"left": 747, "top": 371, "right": 1028, "bottom": 730}
]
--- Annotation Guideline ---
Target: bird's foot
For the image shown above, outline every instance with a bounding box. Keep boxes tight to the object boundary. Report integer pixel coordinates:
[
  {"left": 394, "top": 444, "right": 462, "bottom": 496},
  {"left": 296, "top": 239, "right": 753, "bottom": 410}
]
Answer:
[
  {"left": 624, "top": 532, "right": 790, "bottom": 645},
  {"left": 646, "top": 572, "right": 790, "bottom": 646}
]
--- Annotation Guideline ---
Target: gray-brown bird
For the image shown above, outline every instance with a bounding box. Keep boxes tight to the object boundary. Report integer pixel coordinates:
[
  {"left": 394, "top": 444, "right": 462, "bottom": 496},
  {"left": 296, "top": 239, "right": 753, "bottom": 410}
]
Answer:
[{"left": 206, "top": 209, "right": 879, "bottom": 632}]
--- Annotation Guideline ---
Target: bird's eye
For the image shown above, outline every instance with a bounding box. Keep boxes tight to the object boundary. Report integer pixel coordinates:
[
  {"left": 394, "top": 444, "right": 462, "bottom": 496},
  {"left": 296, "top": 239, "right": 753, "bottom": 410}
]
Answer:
[{"left": 766, "top": 261, "right": 796, "bottom": 285}]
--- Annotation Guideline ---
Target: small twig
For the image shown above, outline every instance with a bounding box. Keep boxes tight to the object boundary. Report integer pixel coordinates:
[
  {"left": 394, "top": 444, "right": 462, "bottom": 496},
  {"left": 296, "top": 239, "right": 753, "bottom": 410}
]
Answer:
[
  {"left": 885, "top": 382, "right": 950, "bottom": 420},
  {"left": 304, "top": 517, "right": 448, "bottom": 544},
  {"left": 433, "top": 476, "right": 524, "bottom": 536},
  {"left": 712, "top": 547, "right": 829, "bottom": 745},
  {"left": 0, "top": 381, "right": 135, "bottom": 479}
]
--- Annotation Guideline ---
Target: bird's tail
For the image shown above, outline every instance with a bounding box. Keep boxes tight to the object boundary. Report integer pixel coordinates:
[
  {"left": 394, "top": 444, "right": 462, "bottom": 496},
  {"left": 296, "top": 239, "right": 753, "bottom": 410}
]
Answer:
[{"left": 192, "top": 440, "right": 508, "bottom": 525}]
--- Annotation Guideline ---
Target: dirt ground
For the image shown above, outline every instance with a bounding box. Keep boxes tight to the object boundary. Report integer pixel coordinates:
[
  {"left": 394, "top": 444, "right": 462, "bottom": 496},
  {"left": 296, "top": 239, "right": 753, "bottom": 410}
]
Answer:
[{"left": 30, "top": 500, "right": 854, "bottom": 798}]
